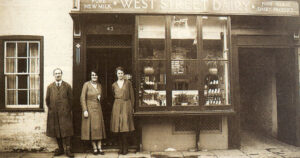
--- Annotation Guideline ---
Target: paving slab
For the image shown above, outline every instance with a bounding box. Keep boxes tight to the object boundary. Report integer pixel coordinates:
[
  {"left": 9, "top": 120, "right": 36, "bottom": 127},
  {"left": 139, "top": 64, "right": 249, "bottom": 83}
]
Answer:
[
  {"left": 0, "top": 153, "right": 22, "bottom": 158},
  {"left": 21, "top": 153, "right": 53, "bottom": 158},
  {"left": 244, "top": 151, "right": 282, "bottom": 158},
  {"left": 266, "top": 148, "right": 295, "bottom": 157},
  {"left": 210, "top": 149, "right": 249, "bottom": 158},
  {"left": 283, "top": 151, "right": 300, "bottom": 158},
  {"left": 119, "top": 151, "right": 151, "bottom": 158},
  {"left": 151, "top": 151, "right": 183, "bottom": 158},
  {"left": 182, "top": 151, "right": 217, "bottom": 158},
  {"left": 86, "top": 151, "right": 118, "bottom": 158},
  {"left": 240, "top": 149, "right": 282, "bottom": 158},
  {"left": 73, "top": 153, "right": 88, "bottom": 158}
]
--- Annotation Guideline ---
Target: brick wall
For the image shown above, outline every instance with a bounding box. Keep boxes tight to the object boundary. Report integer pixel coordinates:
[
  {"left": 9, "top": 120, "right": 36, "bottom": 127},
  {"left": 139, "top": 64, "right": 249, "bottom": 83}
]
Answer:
[
  {"left": 0, "top": 0, "right": 73, "bottom": 152},
  {"left": 0, "top": 112, "right": 57, "bottom": 152}
]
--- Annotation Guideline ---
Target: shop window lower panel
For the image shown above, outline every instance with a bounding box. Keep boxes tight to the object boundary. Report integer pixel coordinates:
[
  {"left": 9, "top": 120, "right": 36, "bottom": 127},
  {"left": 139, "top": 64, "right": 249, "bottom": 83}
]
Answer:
[{"left": 173, "top": 116, "right": 222, "bottom": 134}]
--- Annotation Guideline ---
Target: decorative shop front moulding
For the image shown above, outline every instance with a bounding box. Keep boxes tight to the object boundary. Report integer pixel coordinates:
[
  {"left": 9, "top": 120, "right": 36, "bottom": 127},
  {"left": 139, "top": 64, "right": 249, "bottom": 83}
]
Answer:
[{"left": 77, "top": 0, "right": 299, "bottom": 16}]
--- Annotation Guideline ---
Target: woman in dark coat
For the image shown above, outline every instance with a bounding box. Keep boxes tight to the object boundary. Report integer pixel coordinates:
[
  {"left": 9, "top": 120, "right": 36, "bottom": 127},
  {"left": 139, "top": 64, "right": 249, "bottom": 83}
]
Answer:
[
  {"left": 111, "top": 67, "right": 135, "bottom": 155},
  {"left": 81, "top": 70, "right": 106, "bottom": 155}
]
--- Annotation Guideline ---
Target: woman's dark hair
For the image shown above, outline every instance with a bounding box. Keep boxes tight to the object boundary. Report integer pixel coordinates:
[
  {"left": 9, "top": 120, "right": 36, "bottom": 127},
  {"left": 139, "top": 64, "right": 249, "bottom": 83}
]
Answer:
[
  {"left": 115, "top": 66, "right": 124, "bottom": 74},
  {"left": 90, "top": 69, "right": 99, "bottom": 76}
]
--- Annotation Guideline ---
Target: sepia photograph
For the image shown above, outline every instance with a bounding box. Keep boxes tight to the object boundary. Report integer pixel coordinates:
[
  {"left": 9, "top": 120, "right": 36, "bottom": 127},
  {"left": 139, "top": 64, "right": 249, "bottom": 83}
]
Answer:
[{"left": 0, "top": 0, "right": 300, "bottom": 157}]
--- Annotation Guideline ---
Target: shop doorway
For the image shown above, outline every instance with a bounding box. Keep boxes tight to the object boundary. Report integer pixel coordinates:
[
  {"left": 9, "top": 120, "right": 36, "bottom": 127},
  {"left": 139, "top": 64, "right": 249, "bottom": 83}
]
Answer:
[
  {"left": 86, "top": 47, "right": 133, "bottom": 149},
  {"left": 72, "top": 34, "right": 135, "bottom": 152},
  {"left": 239, "top": 48, "right": 296, "bottom": 145}
]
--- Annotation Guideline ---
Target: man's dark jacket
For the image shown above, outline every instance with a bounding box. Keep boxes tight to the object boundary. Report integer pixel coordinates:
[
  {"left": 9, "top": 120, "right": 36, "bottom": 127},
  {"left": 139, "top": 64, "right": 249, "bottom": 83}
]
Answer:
[{"left": 46, "top": 81, "right": 74, "bottom": 138}]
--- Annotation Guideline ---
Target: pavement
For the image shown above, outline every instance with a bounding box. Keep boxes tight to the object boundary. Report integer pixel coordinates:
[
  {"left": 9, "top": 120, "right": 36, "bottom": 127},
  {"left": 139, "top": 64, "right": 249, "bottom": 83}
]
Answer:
[{"left": 0, "top": 130, "right": 299, "bottom": 158}]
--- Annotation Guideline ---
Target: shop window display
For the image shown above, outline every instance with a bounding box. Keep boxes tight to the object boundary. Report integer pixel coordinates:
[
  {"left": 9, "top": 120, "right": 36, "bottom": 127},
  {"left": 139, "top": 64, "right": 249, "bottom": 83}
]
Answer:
[
  {"left": 202, "top": 16, "right": 230, "bottom": 106},
  {"left": 138, "top": 16, "right": 167, "bottom": 107},
  {"left": 137, "top": 15, "right": 230, "bottom": 110},
  {"left": 139, "top": 61, "right": 166, "bottom": 107},
  {"left": 203, "top": 61, "right": 230, "bottom": 105}
]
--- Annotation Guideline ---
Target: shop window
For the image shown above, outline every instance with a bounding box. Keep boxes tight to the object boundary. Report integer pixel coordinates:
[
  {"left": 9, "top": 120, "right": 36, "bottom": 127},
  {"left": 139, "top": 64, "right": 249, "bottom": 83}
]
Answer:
[
  {"left": 136, "top": 15, "right": 231, "bottom": 110},
  {"left": 171, "top": 16, "right": 199, "bottom": 106},
  {"left": 138, "top": 16, "right": 167, "bottom": 107},
  {"left": 202, "top": 16, "right": 230, "bottom": 106},
  {"left": 0, "top": 36, "right": 43, "bottom": 110},
  {"left": 139, "top": 60, "right": 166, "bottom": 107},
  {"left": 138, "top": 16, "right": 165, "bottom": 59}
]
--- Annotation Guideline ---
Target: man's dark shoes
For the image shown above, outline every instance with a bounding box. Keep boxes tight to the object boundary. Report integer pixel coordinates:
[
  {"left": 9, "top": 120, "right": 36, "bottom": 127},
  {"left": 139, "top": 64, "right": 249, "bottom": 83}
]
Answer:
[
  {"left": 122, "top": 144, "right": 128, "bottom": 155},
  {"left": 54, "top": 148, "right": 64, "bottom": 156},
  {"left": 122, "top": 150, "right": 128, "bottom": 155},
  {"left": 66, "top": 146, "right": 74, "bottom": 158}
]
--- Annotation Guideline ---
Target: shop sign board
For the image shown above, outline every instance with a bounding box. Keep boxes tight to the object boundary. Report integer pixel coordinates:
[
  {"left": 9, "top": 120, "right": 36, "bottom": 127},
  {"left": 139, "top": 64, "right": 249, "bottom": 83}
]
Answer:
[{"left": 79, "top": 0, "right": 299, "bottom": 16}]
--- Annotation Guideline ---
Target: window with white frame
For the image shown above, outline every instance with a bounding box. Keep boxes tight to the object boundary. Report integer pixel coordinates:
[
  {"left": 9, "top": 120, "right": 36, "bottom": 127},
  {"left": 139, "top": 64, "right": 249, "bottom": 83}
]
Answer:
[{"left": 4, "top": 41, "right": 40, "bottom": 108}]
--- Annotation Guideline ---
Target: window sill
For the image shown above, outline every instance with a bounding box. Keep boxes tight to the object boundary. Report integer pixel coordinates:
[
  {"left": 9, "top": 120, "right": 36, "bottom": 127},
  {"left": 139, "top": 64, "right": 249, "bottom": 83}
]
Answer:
[
  {"left": 0, "top": 108, "right": 44, "bottom": 112},
  {"left": 134, "top": 109, "right": 235, "bottom": 117}
]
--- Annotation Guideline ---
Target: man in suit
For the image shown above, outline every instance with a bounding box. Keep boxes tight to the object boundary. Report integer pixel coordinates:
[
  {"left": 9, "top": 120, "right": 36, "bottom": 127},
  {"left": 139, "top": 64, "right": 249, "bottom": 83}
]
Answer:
[{"left": 46, "top": 68, "right": 74, "bottom": 157}]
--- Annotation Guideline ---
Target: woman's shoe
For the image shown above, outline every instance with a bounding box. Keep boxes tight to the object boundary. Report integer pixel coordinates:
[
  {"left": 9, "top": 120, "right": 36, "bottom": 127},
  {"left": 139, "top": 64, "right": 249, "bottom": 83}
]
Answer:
[
  {"left": 53, "top": 148, "right": 64, "bottom": 156},
  {"left": 98, "top": 149, "right": 105, "bottom": 155},
  {"left": 93, "top": 149, "right": 98, "bottom": 155}
]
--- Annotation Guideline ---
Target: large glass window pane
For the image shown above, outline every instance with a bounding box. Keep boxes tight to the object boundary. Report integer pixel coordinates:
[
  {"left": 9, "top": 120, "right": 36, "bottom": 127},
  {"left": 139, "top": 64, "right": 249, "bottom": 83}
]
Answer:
[
  {"left": 138, "top": 16, "right": 165, "bottom": 39},
  {"left": 6, "top": 43, "right": 16, "bottom": 57},
  {"left": 29, "top": 58, "right": 39, "bottom": 73},
  {"left": 18, "top": 90, "right": 28, "bottom": 105},
  {"left": 29, "top": 75, "right": 40, "bottom": 89},
  {"left": 29, "top": 43, "right": 39, "bottom": 57},
  {"left": 139, "top": 39, "right": 165, "bottom": 59},
  {"left": 138, "top": 16, "right": 165, "bottom": 59},
  {"left": 139, "top": 61, "right": 166, "bottom": 107},
  {"left": 18, "top": 75, "right": 28, "bottom": 89},
  {"left": 7, "top": 75, "right": 16, "bottom": 89},
  {"left": 171, "top": 61, "right": 199, "bottom": 106},
  {"left": 203, "top": 16, "right": 228, "bottom": 60},
  {"left": 29, "top": 90, "right": 39, "bottom": 104},
  {"left": 18, "top": 59, "right": 27, "bottom": 73},
  {"left": 203, "top": 61, "right": 230, "bottom": 105},
  {"left": 17, "top": 43, "right": 27, "bottom": 57},
  {"left": 6, "top": 58, "right": 16, "bottom": 73},
  {"left": 7, "top": 90, "right": 16, "bottom": 105},
  {"left": 171, "top": 16, "right": 197, "bottom": 59}
]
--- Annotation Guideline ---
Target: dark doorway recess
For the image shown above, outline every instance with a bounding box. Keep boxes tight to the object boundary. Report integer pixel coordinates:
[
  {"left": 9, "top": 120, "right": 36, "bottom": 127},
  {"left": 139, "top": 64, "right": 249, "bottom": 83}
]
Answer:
[
  {"left": 239, "top": 48, "right": 297, "bottom": 145},
  {"left": 72, "top": 34, "right": 136, "bottom": 152}
]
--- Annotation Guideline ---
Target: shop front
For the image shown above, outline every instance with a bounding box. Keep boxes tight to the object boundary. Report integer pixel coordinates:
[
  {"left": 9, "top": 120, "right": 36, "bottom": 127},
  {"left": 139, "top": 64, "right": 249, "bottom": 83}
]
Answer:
[{"left": 70, "top": 0, "right": 300, "bottom": 152}]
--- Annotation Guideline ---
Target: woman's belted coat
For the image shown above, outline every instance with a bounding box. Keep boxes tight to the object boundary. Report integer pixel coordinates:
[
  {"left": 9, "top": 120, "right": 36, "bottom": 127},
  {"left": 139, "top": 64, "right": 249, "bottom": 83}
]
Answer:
[
  {"left": 111, "top": 79, "right": 135, "bottom": 133},
  {"left": 80, "top": 81, "right": 106, "bottom": 140}
]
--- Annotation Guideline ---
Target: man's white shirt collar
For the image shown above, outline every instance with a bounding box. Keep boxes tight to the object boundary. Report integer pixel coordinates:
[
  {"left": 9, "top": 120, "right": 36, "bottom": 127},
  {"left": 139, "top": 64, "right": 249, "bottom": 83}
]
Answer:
[{"left": 56, "top": 80, "right": 62, "bottom": 86}]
